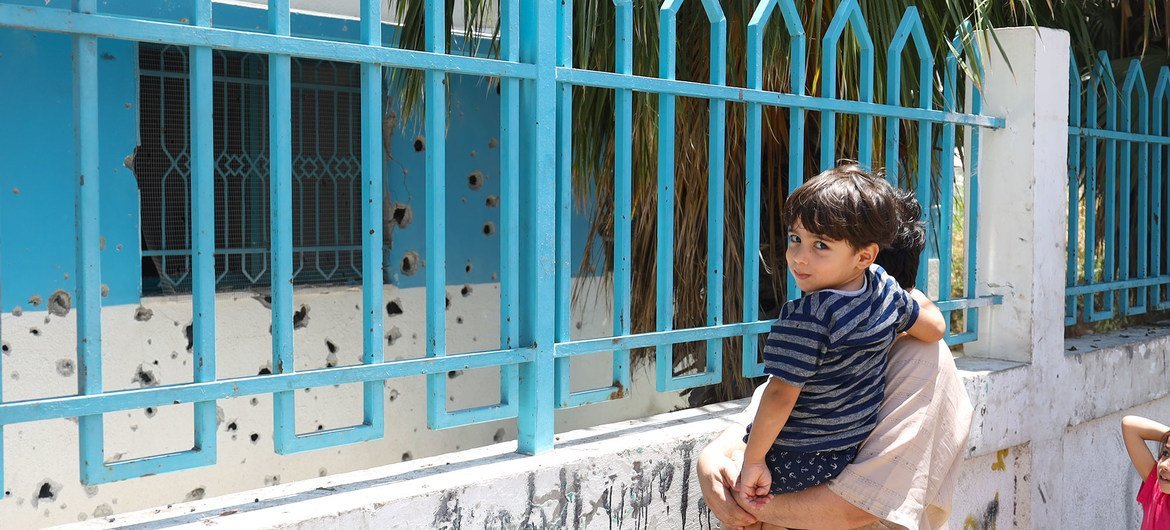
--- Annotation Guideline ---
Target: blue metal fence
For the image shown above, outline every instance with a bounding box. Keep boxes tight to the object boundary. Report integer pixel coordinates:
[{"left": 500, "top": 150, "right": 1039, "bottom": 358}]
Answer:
[
  {"left": 0, "top": 0, "right": 1005, "bottom": 492},
  {"left": 1066, "top": 51, "right": 1170, "bottom": 325}
]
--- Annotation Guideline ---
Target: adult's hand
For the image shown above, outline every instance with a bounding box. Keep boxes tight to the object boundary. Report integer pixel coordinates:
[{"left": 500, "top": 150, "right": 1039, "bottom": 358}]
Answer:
[{"left": 697, "top": 432, "right": 759, "bottom": 529}]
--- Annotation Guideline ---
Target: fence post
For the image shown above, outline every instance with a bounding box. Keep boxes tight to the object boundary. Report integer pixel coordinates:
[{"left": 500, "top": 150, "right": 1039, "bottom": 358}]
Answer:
[
  {"left": 516, "top": 0, "right": 557, "bottom": 455},
  {"left": 966, "top": 28, "right": 1069, "bottom": 365},
  {"left": 967, "top": 27, "right": 1071, "bottom": 526}
]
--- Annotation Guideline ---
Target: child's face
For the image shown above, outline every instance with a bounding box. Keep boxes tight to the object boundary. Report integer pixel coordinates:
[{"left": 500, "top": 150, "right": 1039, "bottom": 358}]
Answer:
[
  {"left": 785, "top": 220, "right": 878, "bottom": 293},
  {"left": 1158, "top": 441, "right": 1170, "bottom": 494}
]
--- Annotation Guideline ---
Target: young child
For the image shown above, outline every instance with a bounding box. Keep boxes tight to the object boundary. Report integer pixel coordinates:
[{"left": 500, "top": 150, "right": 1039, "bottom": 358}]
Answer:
[
  {"left": 1122, "top": 415, "right": 1170, "bottom": 529},
  {"left": 735, "top": 164, "right": 946, "bottom": 507}
]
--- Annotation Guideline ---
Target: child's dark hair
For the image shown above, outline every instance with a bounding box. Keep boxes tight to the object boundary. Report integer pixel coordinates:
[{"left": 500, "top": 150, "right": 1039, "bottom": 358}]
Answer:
[
  {"left": 784, "top": 164, "right": 900, "bottom": 250},
  {"left": 875, "top": 188, "right": 927, "bottom": 288}
]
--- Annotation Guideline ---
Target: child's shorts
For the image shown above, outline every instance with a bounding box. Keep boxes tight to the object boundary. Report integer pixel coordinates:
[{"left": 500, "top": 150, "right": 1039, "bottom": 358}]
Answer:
[{"left": 752, "top": 443, "right": 859, "bottom": 495}]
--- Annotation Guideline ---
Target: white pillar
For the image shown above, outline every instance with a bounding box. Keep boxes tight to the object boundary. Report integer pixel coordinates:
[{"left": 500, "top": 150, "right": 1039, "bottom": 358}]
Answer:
[
  {"left": 968, "top": 27, "right": 1071, "bottom": 528},
  {"left": 968, "top": 27, "right": 1070, "bottom": 366}
]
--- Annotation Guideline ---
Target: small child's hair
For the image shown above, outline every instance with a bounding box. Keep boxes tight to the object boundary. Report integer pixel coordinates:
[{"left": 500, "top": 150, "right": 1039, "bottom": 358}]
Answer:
[
  {"left": 1161, "top": 429, "right": 1170, "bottom": 448},
  {"left": 876, "top": 188, "right": 926, "bottom": 288},
  {"left": 784, "top": 163, "right": 901, "bottom": 249}
]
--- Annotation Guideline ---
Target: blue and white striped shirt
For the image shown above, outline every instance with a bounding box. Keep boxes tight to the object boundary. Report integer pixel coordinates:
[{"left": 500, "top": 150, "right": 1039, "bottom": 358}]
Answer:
[{"left": 760, "top": 264, "right": 919, "bottom": 452}]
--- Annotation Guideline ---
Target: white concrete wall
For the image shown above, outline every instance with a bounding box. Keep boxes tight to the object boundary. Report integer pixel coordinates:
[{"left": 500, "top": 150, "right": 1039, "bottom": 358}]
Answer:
[{"left": 0, "top": 282, "right": 685, "bottom": 527}]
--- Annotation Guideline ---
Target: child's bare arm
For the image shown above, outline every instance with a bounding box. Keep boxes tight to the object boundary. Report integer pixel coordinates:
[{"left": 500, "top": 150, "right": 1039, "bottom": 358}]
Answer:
[
  {"left": 743, "top": 379, "right": 801, "bottom": 464},
  {"left": 1122, "top": 415, "right": 1170, "bottom": 478},
  {"left": 735, "top": 378, "right": 802, "bottom": 501},
  {"left": 905, "top": 289, "right": 946, "bottom": 342}
]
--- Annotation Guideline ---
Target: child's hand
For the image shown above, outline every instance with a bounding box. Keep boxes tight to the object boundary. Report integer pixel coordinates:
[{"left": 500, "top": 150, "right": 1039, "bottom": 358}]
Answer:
[{"left": 734, "top": 462, "right": 773, "bottom": 508}]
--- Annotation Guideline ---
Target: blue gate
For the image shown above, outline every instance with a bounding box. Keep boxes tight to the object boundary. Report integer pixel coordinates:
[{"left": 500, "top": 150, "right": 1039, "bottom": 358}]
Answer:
[{"left": 0, "top": 0, "right": 1004, "bottom": 492}]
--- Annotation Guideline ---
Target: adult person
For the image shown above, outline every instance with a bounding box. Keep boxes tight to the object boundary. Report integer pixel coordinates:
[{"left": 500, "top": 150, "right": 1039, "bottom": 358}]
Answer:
[{"left": 698, "top": 190, "right": 974, "bottom": 529}]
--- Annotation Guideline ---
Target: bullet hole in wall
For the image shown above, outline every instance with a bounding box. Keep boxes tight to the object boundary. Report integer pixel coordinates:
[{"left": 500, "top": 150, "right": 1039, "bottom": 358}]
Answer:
[
  {"left": 483, "top": 222, "right": 496, "bottom": 236},
  {"left": 47, "top": 289, "right": 71, "bottom": 317},
  {"left": 413, "top": 135, "right": 425, "bottom": 152},
  {"left": 250, "top": 433, "right": 260, "bottom": 443},
  {"left": 461, "top": 285, "right": 473, "bottom": 297},
  {"left": 401, "top": 251, "right": 420, "bottom": 276},
  {"left": 56, "top": 359, "right": 75, "bottom": 377},
  {"left": 293, "top": 305, "right": 310, "bottom": 329},
  {"left": 386, "top": 326, "right": 402, "bottom": 346},
  {"left": 485, "top": 195, "right": 499, "bottom": 208},
  {"left": 325, "top": 339, "right": 338, "bottom": 354},
  {"left": 134, "top": 306, "right": 153, "bottom": 321},
  {"left": 184, "top": 324, "right": 193, "bottom": 351},
  {"left": 468, "top": 171, "right": 484, "bottom": 190},
  {"left": 28, "top": 295, "right": 42, "bottom": 307},
  {"left": 132, "top": 365, "right": 157, "bottom": 387},
  {"left": 392, "top": 203, "right": 413, "bottom": 228}
]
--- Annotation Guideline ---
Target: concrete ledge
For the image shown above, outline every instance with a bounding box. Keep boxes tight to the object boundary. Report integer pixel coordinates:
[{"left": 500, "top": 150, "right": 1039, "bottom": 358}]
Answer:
[{"left": 58, "top": 401, "right": 748, "bottom": 529}]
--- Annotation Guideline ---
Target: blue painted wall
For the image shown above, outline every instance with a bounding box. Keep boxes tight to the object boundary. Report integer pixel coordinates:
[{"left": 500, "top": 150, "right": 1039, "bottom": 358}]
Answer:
[{"left": 0, "top": 0, "right": 595, "bottom": 308}]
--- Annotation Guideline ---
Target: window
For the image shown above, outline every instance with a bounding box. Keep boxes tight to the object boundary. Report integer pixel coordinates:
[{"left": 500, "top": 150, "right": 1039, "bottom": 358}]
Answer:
[{"left": 136, "top": 44, "right": 367, "bottom": 294}]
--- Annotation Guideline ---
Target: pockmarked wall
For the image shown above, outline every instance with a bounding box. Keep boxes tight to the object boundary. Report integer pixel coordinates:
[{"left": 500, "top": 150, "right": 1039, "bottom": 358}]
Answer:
[{"left": 0, "top": 2, "right": 673, "bottom": 527}]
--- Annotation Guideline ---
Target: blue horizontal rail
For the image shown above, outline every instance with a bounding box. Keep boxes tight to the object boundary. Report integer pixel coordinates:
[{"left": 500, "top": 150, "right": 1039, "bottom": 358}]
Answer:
[
  {"left": 0, "top": 4, "right": 537, "bottom": 80},
  {"left": 0, "top": 348, "right": 531, "bottom": 426},
  {"left": 556, "top": 68, "right": 1005, "bottom": 128}
]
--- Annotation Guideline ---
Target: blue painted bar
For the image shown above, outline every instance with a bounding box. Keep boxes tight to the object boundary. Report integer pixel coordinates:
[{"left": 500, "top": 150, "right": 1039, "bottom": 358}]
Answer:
[
  {"left": 609, "top": 0, "right": 633, "bottom": 400},
  {"left": 938, "top": 37, "right": 959, "bottom": 331},
  {"left": 357, "top": 0, "right": 386, "bottom": 440},
  {"left": 556, "top": 69, "right": 1004, "bottom": 128},
  {"left": 655, "top": 0, "right": 679, "bottom": 392},
  {"left": 555, "top": 0, "right": 634, "bottom": 408},
  {"left": 884, "top": 9, "right": 932, "bottom": 186},
  {"left": 1102, "top": 52, "right": 1119, "bottom": 319},
  {"left": 72, "top": 0, "right": 105, "bottom": 486},
  {"left": 1084, "top": 58, "right": 1102, "bottom": 319},
  {"left": 0, "top": 348, "right": 531, "bottom": 426},
  {"left": 423, "top": 0, "right": 451, "bottom": 429},
  {"left": 0, "top": 4, "right": 536, "bottom": 80},
  {"left": 1124, "top": 60, "right": 1150, "bottom": 315},
  {"left": 184, "top": 0, "right": 217, "bottom": 470},
  {"left": 1066, "top": 276, "right": 1170, "bottom": 295},
  {"left": 1154, "top": 68, "right": 1170, "bottom": 308},
  {"left": 516, "top": 0, "right": 558, "bottom": 455},
  {"left": 268, "top": 0, "right": 298, "bottom": 454},
  {"left": 1067, "top": 55, "right": 1082, "bottom": 325},
  {"left": 552, "top": 0, "right": 575, "bottom": 406},
  {"left": 782, "top": 1, "right": 807, "bottom": 305},
  {"left": 961, "top": 32, "right": 985, "bottom": 340},
  {"left": 821, "top": 0, "right": 875, "bottom": 170},
  {"left": 497, "top": 0, "right": 521, "bottom": 412},
  {"left": 1118, "top": 61, "right": 1135, "bottom": 314},
  {"left": 1071, "top": 126, "right": 1170, "bottom": 144},
  {"left": 743, "top": 0, "right": 804, "bottom": 377},
  {"left": 702, "top": 0, "right": 727, "bottom": 390}
]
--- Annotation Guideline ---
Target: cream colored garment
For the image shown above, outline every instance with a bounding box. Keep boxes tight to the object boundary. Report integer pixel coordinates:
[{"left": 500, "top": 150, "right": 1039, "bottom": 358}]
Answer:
[{"left": 825, "top": 338, "right": 974, "bottom": 530}]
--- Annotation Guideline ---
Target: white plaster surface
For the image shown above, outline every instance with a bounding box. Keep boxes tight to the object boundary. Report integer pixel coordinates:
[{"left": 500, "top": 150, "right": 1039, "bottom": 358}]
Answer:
[{"left": 0, "top": 282, "right": 685, "bottom": 527}]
